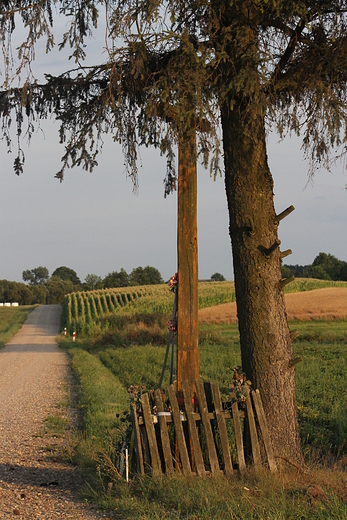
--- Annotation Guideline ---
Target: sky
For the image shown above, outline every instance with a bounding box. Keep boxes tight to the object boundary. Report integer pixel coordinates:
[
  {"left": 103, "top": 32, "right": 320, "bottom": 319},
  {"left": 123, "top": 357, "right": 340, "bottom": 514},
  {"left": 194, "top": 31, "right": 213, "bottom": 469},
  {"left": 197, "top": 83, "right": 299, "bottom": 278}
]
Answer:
[{"left": 0, "top": 11, "right": 346, "bottom": 284}]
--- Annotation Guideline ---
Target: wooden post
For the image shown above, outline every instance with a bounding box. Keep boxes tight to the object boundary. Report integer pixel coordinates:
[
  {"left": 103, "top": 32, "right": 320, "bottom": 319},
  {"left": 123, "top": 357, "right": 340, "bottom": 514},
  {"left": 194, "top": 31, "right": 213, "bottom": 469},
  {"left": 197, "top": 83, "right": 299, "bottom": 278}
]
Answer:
[{"left": 177, "top": 127, "right": 199, "bottom": 400}]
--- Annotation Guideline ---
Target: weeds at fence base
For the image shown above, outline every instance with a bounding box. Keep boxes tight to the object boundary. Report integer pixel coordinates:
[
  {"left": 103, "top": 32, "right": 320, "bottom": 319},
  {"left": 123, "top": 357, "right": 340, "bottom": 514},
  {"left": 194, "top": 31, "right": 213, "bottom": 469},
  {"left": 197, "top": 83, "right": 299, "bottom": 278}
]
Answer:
[{"left": 77, "top": 459, "right": 347, "bottom": 519}]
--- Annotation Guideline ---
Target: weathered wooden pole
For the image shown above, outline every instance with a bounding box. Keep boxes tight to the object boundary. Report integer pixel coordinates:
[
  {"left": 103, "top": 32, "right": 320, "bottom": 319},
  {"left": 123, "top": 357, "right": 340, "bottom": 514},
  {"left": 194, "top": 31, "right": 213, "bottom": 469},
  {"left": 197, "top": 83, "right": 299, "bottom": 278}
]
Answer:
[{"left": 177, "top": 126, "right": 199, "bottom": 402}]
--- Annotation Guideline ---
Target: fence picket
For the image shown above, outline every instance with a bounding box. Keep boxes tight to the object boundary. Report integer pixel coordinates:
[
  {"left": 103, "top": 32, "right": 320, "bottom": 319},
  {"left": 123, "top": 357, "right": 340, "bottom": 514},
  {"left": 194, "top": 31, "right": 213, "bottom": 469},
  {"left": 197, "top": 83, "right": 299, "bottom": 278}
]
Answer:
[
  {"left": 244, "top": 386, "right": 261, "bottom": 469},
  {"left": 210, "top": 381, "right": 233, "bottom": 476},
  {"left": 141, "top": 393, "right": 162, "bottom": 475},
  {"left": 167, "top": 384, "right": 191, "bottom": 475},
  {"left": 229, "top": 389, "right": 246, "bottom": 475},
  {"left": 130, "top": 404, "right": 144, "bottom": 475},
  {"left": 252, "top": 389, "right": 277, "bottom": 472},
  {"left": 154, "top": 389, "right": 174, "bottom": 474},
  {"left": 195, "top": 379, "right": 220, "bottom": 475},
  {"left": 182, "top": 380, "right": 206, "bottom": 476}
]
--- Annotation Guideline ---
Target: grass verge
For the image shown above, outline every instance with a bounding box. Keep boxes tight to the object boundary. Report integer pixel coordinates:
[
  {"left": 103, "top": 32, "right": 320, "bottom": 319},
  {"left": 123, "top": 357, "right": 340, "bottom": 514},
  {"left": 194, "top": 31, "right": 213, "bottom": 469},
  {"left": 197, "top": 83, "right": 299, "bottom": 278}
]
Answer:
[
  {"left": 64, "top": 348, "right": 130, "bottom": 473},
  {"left": 0, "top": 305, "right": 36, "bottom": 347}
]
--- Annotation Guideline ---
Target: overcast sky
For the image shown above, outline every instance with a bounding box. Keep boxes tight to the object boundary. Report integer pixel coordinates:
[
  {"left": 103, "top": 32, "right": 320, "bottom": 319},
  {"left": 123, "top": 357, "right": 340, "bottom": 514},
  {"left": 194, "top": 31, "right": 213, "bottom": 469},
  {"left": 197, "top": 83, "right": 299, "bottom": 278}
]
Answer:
[{"left": 1, "top": 13, "right": 346, "bottom": 284}]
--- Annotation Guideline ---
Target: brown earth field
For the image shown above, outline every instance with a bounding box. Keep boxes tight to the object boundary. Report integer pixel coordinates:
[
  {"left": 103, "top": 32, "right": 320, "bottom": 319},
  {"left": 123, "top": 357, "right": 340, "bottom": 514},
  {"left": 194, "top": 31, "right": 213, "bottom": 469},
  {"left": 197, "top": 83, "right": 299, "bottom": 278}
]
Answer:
[{"left": 198, "top": 287, "right": 347, "bottom": 324}]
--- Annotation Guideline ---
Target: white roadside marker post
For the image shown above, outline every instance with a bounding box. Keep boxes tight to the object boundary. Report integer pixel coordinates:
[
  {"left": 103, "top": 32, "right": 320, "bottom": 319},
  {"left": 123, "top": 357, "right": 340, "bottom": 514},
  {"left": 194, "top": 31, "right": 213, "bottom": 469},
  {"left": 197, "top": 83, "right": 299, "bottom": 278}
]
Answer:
[
  {"left": 125, "top": 448, "right": 129, "bottom": 482},
  {"left": 73, "top": 331, "right": 76, "bottom": 342}
]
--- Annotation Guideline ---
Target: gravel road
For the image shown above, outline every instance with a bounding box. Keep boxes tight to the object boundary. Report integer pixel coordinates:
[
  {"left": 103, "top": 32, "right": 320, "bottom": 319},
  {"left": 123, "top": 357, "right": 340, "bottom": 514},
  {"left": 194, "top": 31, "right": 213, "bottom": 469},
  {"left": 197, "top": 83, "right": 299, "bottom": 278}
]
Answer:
[{"left": 0, "top": 305, "right": 111, "bottom": 519}]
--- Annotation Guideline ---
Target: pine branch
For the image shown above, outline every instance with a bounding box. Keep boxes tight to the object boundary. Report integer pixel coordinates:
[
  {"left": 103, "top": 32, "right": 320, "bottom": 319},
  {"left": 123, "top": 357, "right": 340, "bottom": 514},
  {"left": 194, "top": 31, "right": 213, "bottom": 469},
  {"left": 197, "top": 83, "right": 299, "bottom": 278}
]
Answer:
[
  {"left": 0, "top": 0, "right": 50, "bottom": 18},
  {"left": 269, "top": 17, "right": 307, "bottom": 88}
]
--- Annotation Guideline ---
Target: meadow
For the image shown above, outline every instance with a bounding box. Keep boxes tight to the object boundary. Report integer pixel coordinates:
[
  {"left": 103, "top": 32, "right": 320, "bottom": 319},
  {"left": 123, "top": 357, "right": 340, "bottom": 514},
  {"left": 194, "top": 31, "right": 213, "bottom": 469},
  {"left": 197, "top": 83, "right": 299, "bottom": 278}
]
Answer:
[
  {"left": 56, "top": 280, "right": 347, "bottom": 518},
  {"left": 0, "top": 305, "right": 36, "bottom": 348}
]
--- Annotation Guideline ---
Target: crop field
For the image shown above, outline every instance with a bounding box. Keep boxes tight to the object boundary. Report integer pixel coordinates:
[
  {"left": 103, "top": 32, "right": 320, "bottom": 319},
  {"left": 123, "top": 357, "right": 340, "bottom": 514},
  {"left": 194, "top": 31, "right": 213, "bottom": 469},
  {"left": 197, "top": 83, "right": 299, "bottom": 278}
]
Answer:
[
  {"left": 199, "top": 286, "right": 347, "bottom": 324},
  {"left": 62, "top": 281, "right": 236, "bottom": 334},
  {"left": 62, "top": 278, "right": 347, "bottom": 334}
]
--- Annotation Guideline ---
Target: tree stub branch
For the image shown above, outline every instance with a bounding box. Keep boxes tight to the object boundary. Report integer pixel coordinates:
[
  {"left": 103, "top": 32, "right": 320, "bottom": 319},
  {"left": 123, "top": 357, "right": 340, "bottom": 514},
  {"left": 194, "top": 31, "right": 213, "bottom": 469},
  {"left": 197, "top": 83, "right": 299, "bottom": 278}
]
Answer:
[
  {"left": 258, "top": 239, "right": 281, "bottom": 257},
  {"left": 274, "top": 205, "right": 295, "bottom": 224},
  {"left": 289, "top": 356, "right": 303, "bottom": 368},
  {"left": 280, "top": 249, "right": 292, "bottom": 259},
  {"left": 279, "top": 275, "right": 295, "bottom": 289}
]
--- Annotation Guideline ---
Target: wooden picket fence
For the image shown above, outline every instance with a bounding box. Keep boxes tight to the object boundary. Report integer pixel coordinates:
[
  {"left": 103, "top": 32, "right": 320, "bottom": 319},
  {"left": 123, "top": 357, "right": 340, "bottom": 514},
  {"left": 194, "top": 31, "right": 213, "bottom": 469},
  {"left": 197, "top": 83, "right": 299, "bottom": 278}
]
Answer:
[{"left": 130, "top": 379, "right": 277, "bottom": 476}]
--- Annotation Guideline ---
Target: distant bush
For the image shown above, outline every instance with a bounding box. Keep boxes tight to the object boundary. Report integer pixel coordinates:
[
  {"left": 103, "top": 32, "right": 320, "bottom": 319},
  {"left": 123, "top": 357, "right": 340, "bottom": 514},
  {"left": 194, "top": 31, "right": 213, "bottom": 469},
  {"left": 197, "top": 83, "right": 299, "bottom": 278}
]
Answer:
[
  {"left": 210, "top": 272, "right": 226, "bottom": 282},
  {"left": 282, "top": 252, "right": 347, "bottom": 281}
]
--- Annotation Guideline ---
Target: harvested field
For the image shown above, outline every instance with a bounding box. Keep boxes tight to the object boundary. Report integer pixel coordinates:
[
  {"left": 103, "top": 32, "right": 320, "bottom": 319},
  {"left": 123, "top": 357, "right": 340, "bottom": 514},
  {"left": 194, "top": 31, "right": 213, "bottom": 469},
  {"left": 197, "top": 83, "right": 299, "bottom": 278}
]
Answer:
[{"left": 198, "top": 287, "right": 347, "bottom": 324}]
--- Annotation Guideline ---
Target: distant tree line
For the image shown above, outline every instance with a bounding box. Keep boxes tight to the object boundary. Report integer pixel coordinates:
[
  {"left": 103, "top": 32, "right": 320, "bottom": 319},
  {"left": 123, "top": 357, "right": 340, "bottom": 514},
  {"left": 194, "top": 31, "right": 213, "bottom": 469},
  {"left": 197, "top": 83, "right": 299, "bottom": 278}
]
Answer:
[
  {"left": 103, "top": 266, "right": 163, "bottom": 288},
  {"left": 0, "top": 278, "right": 74, "bottom": 305},
  {"left": 2, "top": 255, "right": 345, "bottom": 306},
  {"left": 83, "top": 266, "right": 164, "bottom": 290},
  {"left": 282, "top": 253, "right": 347, "bottom": 281},
  {"left": 0, "top": 265, "right": 164, "bottom": 305}
]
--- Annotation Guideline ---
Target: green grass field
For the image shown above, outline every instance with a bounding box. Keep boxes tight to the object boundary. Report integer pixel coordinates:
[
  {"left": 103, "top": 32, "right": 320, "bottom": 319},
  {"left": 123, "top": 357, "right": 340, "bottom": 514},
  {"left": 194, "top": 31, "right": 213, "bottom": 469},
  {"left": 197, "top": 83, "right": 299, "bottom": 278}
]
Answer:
[
  {"left": 0, "top": 306, "right": 36, "bottom": 348},
  {"left": 59, "top": 304, "right": 347, "bottom": 518}
]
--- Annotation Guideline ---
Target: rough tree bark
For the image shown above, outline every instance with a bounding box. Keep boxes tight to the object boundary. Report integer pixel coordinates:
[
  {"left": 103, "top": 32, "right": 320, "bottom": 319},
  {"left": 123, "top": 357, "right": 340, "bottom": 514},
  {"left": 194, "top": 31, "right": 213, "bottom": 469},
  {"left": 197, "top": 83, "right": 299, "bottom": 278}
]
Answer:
[{"left": 221, "top": 98, "right": 303, "bottom": 464}]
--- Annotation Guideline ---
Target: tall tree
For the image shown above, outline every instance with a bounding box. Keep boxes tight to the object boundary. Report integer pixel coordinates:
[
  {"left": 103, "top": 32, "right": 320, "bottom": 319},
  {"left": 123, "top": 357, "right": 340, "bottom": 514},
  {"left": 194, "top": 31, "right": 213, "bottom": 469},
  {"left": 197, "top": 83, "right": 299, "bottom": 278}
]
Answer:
[
  {"left": 22, "top": 266, "right": 49, "bottom": 286},
  {"left": 52, "top": 266, "right": 81, "bottom": 285},
  {"left": 129, "top": 266, "right": 163, "bottom": 286},
  {"left": 2, "top": 1, "right": 347, "bottom": 463},
  {"left": 103, "top": 268, "right": 129, "bottom": 288},
  {"left": 84, "top": 273, "right": 103, "bottom": 291},
  {"left": 311, "top": 252, "right": 344, "bottom": 280}
]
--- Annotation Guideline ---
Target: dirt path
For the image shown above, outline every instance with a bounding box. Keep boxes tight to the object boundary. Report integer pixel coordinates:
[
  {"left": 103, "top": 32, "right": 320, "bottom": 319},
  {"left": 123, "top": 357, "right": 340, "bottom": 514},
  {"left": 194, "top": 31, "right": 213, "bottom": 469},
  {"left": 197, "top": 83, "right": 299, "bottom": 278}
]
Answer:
[
  {"left": 199, "top": 287, "right": 347, "bottom": 324},
  {"left": 0, "top": 305, "right": 109, "bottom": 519}
]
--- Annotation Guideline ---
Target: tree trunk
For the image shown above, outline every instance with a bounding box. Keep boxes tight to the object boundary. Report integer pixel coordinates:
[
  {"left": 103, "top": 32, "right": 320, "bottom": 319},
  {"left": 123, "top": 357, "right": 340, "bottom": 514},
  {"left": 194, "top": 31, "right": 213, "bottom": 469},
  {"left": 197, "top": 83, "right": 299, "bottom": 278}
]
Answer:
[
  {"left": 177, "top": 128, "right": 199, "bottom": 401},
  {"left": 221, "top": 100, "right": 303, "bottom": 464}
]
